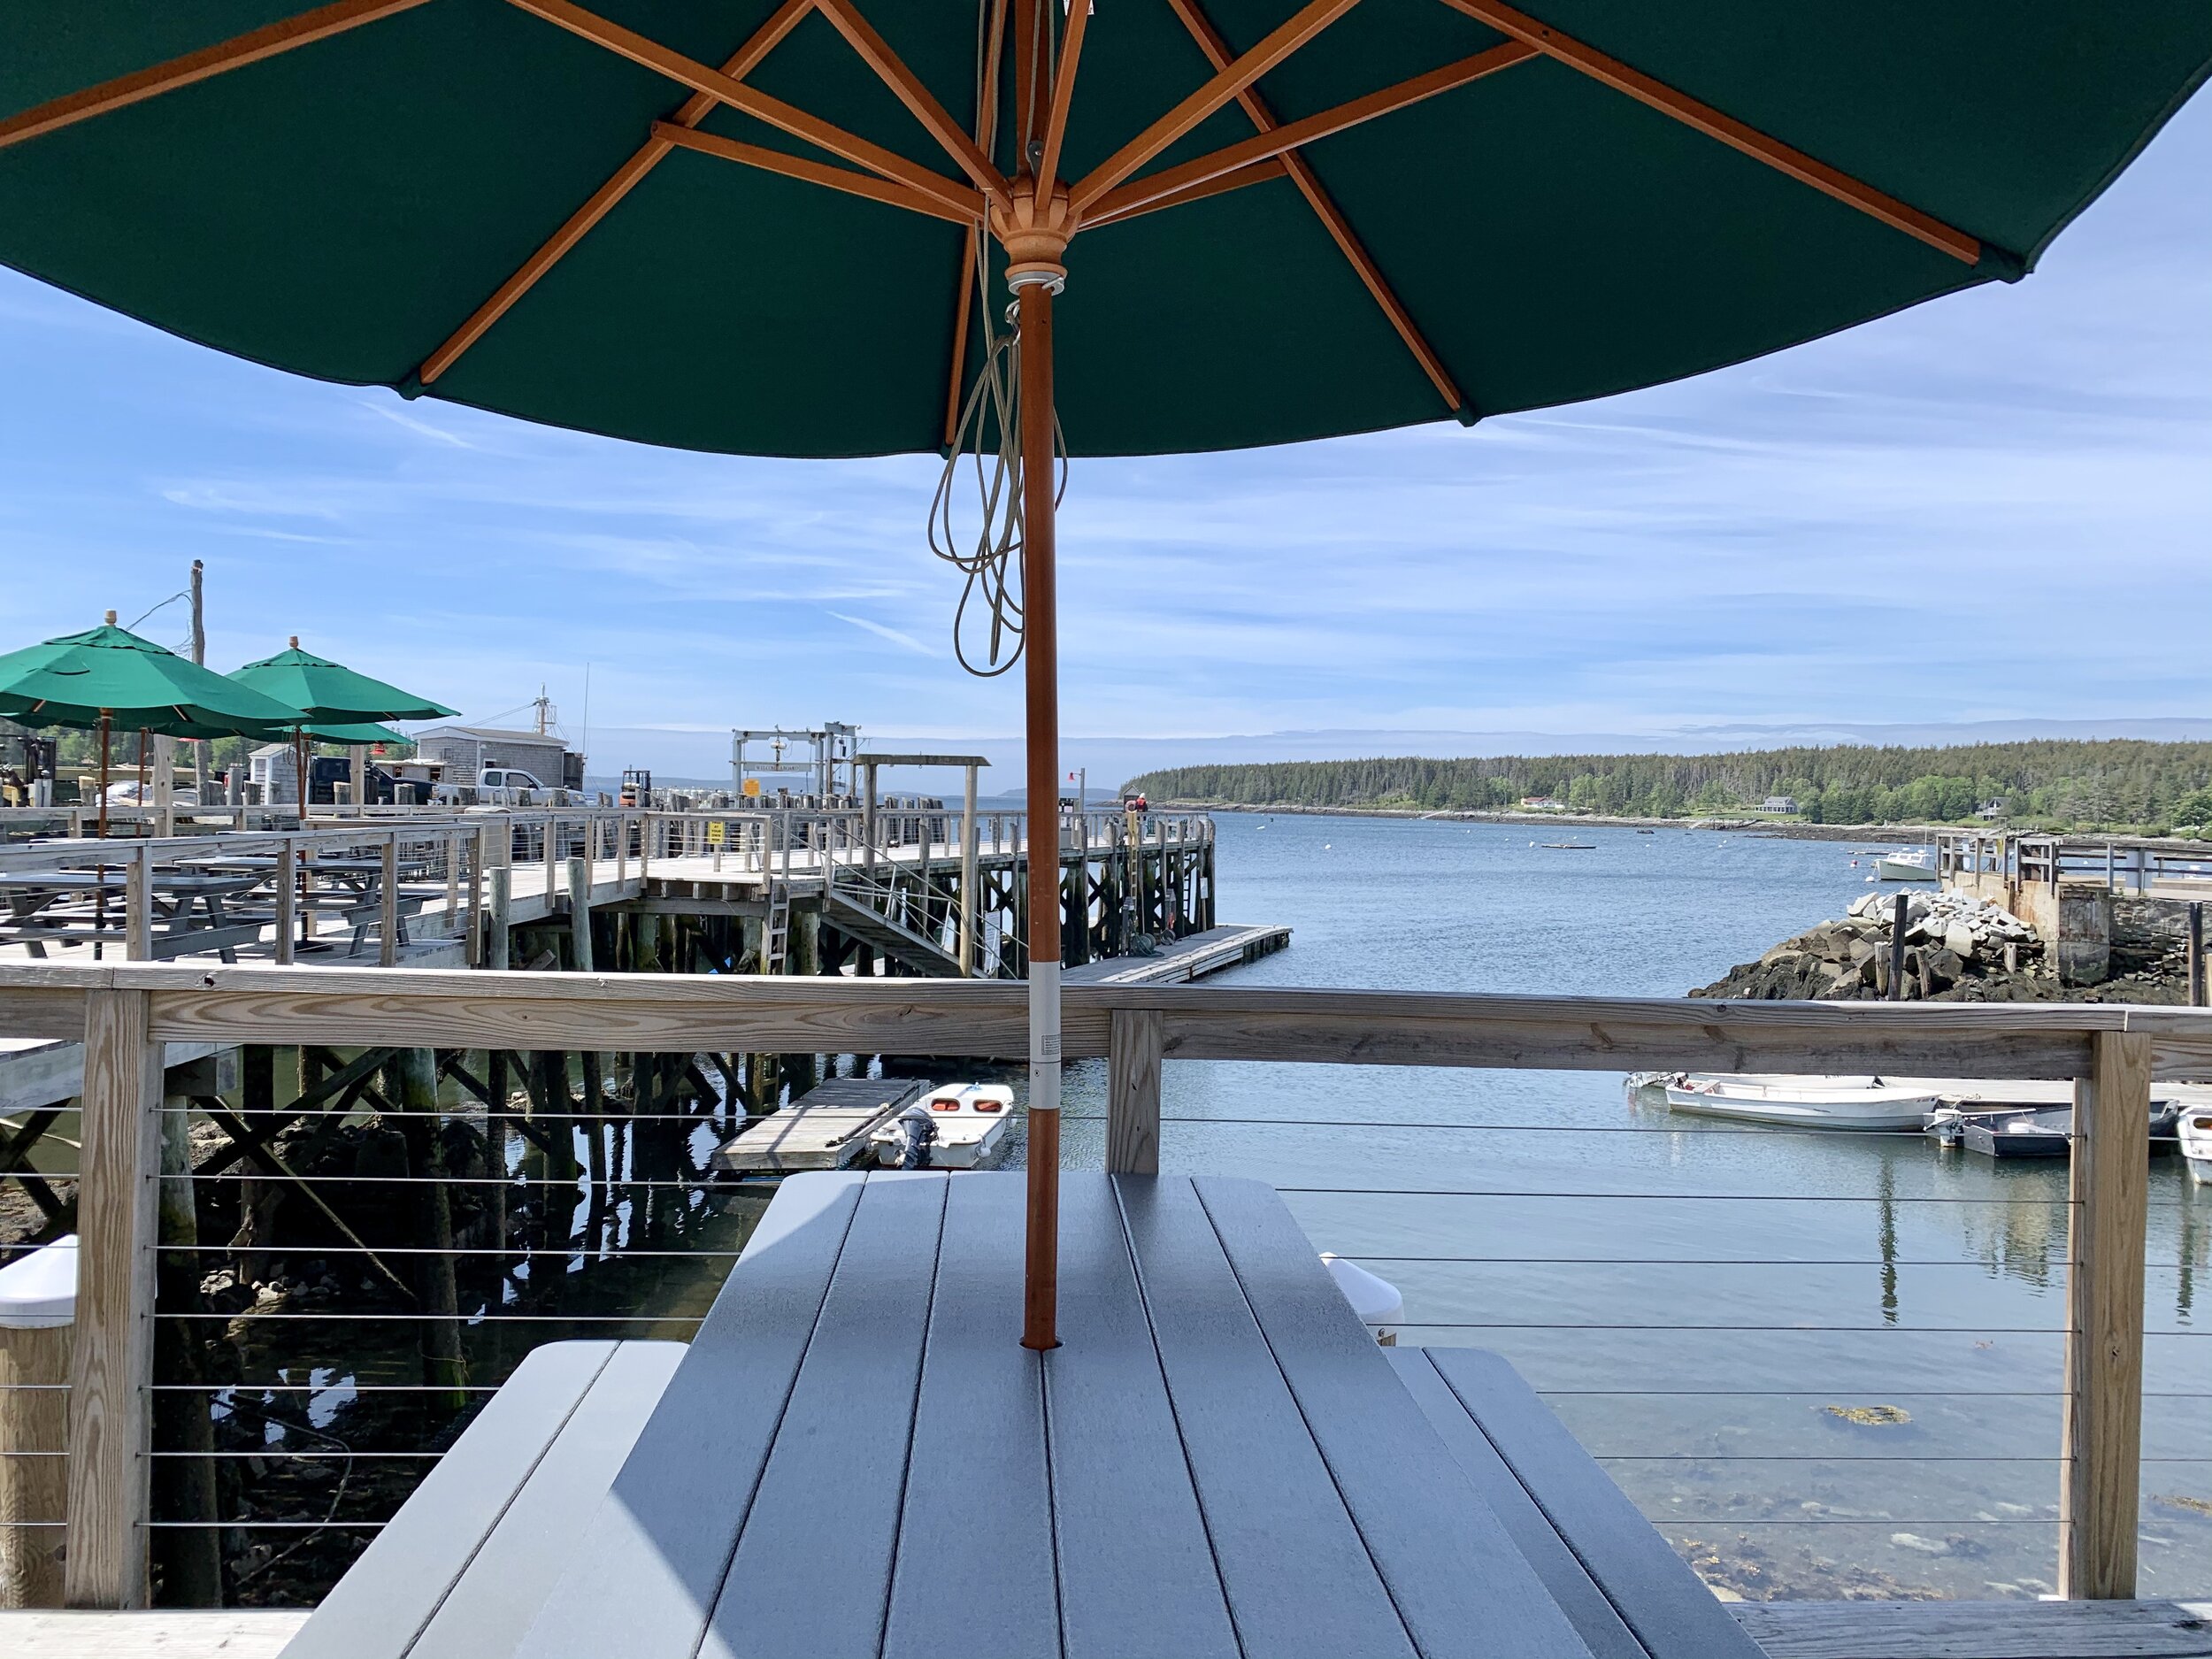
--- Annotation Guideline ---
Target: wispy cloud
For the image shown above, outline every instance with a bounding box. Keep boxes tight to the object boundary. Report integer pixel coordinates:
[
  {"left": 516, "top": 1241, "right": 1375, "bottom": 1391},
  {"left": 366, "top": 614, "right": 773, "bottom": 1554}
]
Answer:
[{"left": 827, "top": 611, "right": 935, "bottom": 656}]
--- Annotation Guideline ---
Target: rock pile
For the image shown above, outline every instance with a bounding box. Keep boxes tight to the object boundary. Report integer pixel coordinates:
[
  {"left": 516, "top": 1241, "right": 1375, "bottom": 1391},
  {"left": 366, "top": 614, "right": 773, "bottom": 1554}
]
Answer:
[{"left": 1692, "top": 892, "right": 2047, "bottom": 1002}]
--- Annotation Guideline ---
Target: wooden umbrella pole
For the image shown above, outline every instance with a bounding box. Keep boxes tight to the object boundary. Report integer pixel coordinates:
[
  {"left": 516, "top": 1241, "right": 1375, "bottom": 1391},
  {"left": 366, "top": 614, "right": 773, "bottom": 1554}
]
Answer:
[{"left": 1017, "top": 265, "right": 1063, "bottom": 1351}]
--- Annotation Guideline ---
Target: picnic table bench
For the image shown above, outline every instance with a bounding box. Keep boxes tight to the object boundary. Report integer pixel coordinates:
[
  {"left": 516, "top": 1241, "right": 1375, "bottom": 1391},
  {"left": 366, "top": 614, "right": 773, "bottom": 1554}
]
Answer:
[{"left": 278, "top": 1172, "right": 1766, "bottom": 1659}]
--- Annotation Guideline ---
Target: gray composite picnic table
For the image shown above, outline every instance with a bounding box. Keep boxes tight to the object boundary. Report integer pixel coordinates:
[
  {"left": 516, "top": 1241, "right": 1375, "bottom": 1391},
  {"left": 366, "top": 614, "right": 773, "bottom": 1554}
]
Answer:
[{"left": 280, "top": 1172, "right": 1767, "bottom": 1659}]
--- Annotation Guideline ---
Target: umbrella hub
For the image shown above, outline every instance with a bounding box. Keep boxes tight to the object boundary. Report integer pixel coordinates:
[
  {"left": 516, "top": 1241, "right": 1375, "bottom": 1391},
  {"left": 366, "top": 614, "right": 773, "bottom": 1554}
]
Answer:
[{"left": 993, "top": 180, "right": 1071, "bottom": 289}]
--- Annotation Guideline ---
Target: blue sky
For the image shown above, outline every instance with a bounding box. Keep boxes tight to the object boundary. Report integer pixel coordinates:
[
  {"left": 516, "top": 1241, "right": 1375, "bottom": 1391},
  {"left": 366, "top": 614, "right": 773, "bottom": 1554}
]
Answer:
[{"left": 2, "top": 92, "right": 2206, "bottom": 790}]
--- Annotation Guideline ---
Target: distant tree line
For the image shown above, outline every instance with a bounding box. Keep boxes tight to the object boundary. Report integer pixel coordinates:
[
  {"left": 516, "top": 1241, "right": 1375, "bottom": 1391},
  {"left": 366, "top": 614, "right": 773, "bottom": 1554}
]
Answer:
[{"left": 1125, "top": 741, "right": 2212, "bottom": 832}]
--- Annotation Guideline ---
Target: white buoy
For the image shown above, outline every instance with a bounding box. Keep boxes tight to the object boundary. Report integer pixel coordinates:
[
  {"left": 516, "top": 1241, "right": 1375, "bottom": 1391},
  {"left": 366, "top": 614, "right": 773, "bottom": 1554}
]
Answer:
[{"left": 1319, "top": 1252, "right": 1403, "bottom": 1346}]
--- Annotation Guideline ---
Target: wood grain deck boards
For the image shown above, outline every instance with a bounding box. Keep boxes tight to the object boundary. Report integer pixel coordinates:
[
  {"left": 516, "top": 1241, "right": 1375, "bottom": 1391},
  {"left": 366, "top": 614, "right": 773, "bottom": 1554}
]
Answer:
[
  {"left": 1118, "top": 1174, "right": 1418, "bottom": 1659},
  {"left": 701, "top": 1177, "right": 949, "bottom": 1659},
  {"left": 1046, "top": 1175, "right": 1241, "bottom": 1659},
  {"left": 882, "top": 1172, "right": 1060, "bottom": 1659},
  {"left": 409, "top": 1341, "right": 686, "bottom": 1659},
  {"left": 280, "top": 1340, "right": 618, "bottom": 1659},
  {"left": 512, "top": 1180, "right": 864, "bottom": 1659},
  {"left": 1423, "top": 1346, "right": 1770, "bottom": 1659},
  {"left": 1191, "top": 1176, "right": 1597, "bottom": 1659},
  {"left": 1728, "top": 1598, "right": 2212, "bottom": 1658},
  {"left": 1388, "top": 1348, "right": 1646, "bottom": 1659}
]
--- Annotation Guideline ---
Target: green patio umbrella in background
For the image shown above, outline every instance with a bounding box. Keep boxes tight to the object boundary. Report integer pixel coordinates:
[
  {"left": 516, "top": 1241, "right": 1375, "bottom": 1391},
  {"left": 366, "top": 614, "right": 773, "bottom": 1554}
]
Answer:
[
  {"left": 231, "top": 638, "right": 457, "bottom": 810},
  {"left": 1, "top": 1, "right": 2207, "bottom": 1348},
  {"left": 0, "top": 614, "right": 306, "bottom": 835}
]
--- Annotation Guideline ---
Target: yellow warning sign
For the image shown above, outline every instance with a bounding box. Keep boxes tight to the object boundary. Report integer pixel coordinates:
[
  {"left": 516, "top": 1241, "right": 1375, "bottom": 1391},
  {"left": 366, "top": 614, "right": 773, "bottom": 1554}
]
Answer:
[
  {"left": 741, "top": 778, "right": 761, "bottom": 797},
  {"left": 707, "top": 820, "right": 725, "bottom": 845}
]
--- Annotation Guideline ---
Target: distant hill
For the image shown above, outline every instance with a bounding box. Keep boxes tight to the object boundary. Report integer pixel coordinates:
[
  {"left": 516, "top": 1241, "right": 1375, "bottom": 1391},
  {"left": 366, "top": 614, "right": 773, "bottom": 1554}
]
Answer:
[{"left": 1125, "top": 740, "right": 2212, "bottom": 832}]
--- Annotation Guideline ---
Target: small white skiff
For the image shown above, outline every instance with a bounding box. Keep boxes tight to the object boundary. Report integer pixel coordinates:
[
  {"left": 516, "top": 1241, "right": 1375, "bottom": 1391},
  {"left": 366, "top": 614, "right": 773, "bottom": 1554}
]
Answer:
[
  {"left": 869, "top": 1083, "right": 1016, "bottom": 1169},
  {"left": 1660, "top": 1073, "right": 1941, "bottom": 1130},
  {"left": 2182, "top": 1108, "right": 2212, "bottom": 1186}
]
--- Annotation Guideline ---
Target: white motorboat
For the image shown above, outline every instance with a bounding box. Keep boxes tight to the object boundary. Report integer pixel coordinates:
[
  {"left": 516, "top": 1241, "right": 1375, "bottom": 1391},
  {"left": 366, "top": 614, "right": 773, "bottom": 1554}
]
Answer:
[
  {"left": 2183, "top": 1107, "right": 2212, "bottom": 1186},
  {"left": 1872, "top": 848, "right": 1939, "bottom": 881},
  {"left": 1660, "top": 1073, "right": 1943, "bottom": 1130},
  {"left": 869, "top": 1083, "right": 1017, "bottom": 1169}
]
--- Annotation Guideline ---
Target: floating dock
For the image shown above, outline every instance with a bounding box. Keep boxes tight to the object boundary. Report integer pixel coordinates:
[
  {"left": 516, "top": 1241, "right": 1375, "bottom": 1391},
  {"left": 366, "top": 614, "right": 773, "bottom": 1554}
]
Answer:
[
  {"left": 1063, "top": 923, "right": 1291, "bottom": 985},
  {"left": 710, "top": 1076, "right": 924, "bottom": 1175}
]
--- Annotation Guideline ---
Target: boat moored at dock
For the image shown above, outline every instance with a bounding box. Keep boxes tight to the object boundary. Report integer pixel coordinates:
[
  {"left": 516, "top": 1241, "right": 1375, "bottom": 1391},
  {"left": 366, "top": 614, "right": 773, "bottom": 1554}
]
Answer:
[
  {"left": 867, "top": 1083, "right": 1016, "bottom": 1169},
  {"left": 1654, "top": 1072, "right": 1942, "bottom": 1130}
]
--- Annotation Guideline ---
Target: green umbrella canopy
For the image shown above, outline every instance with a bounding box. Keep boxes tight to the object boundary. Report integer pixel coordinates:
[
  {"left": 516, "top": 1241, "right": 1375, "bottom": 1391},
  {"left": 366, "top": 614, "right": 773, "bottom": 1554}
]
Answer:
[
  {"left": 229, "top": 639, "right": 457, "bottom": 724},
  {"left": 0, "top": 618, "right": 307, "bottom": 740},
  {"left": 0, "top": 3, "right": 2204, "bottom": 458},
  {"left": 303, "top": 719, "right": 411, "bottom": 744}
]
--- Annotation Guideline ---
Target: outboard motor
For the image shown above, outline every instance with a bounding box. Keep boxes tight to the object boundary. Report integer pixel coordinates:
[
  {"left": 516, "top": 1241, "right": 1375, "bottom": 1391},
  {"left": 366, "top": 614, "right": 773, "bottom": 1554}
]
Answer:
[{"left": 890, "top": 1102, "right": 939, "bottom": 1171}]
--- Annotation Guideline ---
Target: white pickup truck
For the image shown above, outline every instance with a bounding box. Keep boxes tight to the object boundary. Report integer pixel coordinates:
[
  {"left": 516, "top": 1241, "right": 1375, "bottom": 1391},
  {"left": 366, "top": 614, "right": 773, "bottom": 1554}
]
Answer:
[{"left": 434, "top": 767, "right": 556, "bottom": 806}]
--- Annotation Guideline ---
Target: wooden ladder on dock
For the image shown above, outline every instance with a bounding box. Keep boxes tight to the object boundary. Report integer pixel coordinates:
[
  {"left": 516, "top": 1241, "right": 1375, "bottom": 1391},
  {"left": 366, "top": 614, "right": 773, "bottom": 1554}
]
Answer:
[{"left": 764, "top": 879, "right": 791, "bottom": 972}]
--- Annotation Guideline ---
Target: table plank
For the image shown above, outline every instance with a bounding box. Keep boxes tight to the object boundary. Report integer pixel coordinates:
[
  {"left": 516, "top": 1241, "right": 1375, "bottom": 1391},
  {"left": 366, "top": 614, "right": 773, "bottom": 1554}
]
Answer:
[
  {"left": 280, "top": 1340, "right": 618, "bottom": 1659},
  {"left": 1389, "top": 1349, "right": 1645, "bottom": 1659},
  {"left": 1425, "top": 1347, "right": 1769, "bottom": 1659},
  {"left": 1048, "top": 1175, "right": 1240, "bottom": 1659},
  {"left": 1119, "top": 1174, "right": 1417, "bottom": 1659},
  {"left": 700, "top": 1176, "right": 949, "bottom": 1659},
  {"left": 1192, "top": 1177, "right": 1595, "bottom": 1659},
  {"left": 883, "top": 1172, "right": 1060, "bottom": 1659},
  {"left": 411, "top": 1341, "right": 685, "bottom": 1659},
  {"left": 513, "top": 1179, "right": 864, "bottom": 1659}
]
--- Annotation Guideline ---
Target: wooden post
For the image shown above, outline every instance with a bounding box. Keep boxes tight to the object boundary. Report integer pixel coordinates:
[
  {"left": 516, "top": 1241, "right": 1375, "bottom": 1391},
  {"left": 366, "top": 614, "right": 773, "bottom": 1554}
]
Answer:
[
  {"left": 123, "top": 848, "right": 151, "bottom": 964},
  {"left": 466, "top": 826, "right": 486, "bottom": 968},
  {"left": 488, "top": 867, "right": 511, "bottom": 971},
  {"left": 152, "top": 1079, "right": 219, "bottom": 1605},
  {"left": 274, "top": 841, "right": 297, "bottom": 965},
  {"left": 2060, "top": 1028, "right": 2151, "bottom": 1599},
  {"left": 0, "top": 1313, "right": 69, "bottom": 1607},
  {"left": 64, "top": 989, "right": 164, "bottom": 1608},
  {"left": 2190, "top": 902, "right": 2204, "bottom": 1008},
  {"left": 1106, "top": 1009, "right": 1164, "bottom": 1176},
  {"left": 566, "top": 857, "right": 594, "bottom": 972},
  {"left": 379, "top": 834, "right": 400, "bottom": 968},
  {"left": 1016, "top": 265, "right": 1063, "bottom": 1352},
  {"left": 150, "top": 735, "right": 175, "bottom": 841},
  {"left": 959, "top": 763, "right": 979, "bottom": 976},
  {"left": 396, "top": 1049, "right": 468, "bottom": 1412},
  {"left": 1887, "top": 890, "right": 1908, "bottom": 1002}
]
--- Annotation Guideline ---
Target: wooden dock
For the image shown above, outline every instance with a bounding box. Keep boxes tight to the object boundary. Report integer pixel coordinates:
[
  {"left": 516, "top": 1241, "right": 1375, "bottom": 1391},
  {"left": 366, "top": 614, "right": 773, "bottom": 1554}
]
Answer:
[
  {"left": 708, "top": 1075, "right": 923, "bottom": 1174},
  {"left": 1063, "top": 921, "right": 1291, "bottom": 985}
]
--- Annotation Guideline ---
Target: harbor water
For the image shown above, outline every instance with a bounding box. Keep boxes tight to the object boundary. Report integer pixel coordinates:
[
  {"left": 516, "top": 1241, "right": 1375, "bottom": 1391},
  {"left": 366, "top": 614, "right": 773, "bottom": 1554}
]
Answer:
[{"left": 1055, "top": 813, "right": 2212, "bottom": 1600}]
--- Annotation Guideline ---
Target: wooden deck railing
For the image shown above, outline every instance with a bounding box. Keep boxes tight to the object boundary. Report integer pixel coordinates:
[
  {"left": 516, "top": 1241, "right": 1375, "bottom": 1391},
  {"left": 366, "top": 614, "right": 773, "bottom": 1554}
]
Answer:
[
  {"left": 1939, "top": 830, "right": 2212, "bottom": 896},
  {"left": 0, "top": 965, "right": 2198, "bottom": 1607}
]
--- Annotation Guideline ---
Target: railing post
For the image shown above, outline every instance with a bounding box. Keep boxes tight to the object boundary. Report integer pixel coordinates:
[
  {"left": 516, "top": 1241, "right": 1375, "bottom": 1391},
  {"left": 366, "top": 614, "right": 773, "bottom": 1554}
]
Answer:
[
  {"left": 123, "top": 847, "right": 151, "bottom": 963},
  {"left": 64, "top": 989, "right": 163, "bottom": 1608},
  {"left": 1106, "top": 1009, "right": 1164, "bottom": 1176},
  {"left": 2060, "top": 1027, "right": 2151, "bottom": 1599},
  {"left": 465, "top": 826, "right": 486, "bottom": 968},
  {"left": 379, "top": 833, "right": 400, "bottom": 968},
  {"left": 488, "top": 866, "right": 512, "bottom": 971},
  {"left": 567, "top": 856, "right": 594, "bottom": 972},
  {"left": 274, "top": 840, "right": 297, "bottom": 965}
]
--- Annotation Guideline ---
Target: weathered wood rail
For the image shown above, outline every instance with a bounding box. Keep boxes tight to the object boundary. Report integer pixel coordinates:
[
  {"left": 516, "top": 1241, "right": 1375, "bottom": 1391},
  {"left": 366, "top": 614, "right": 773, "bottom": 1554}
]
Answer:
[{"left": 0, "top": 965, "right": 2199, "bottom": 1609}]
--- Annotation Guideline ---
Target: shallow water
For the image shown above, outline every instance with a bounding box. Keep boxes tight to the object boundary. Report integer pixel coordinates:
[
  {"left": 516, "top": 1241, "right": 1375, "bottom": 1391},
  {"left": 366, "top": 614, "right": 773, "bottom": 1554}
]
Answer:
[{"left": 1054, "top": 813, "right": 2212, "bottom": 1599}]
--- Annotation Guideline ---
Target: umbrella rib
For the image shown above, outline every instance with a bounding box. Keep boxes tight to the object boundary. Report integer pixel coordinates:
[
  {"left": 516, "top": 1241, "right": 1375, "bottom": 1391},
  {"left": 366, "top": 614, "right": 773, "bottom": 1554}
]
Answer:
[
  {"left": 656, "top": 125, "right": 984, "bottom": 223},
  {"left": 1068, "top": 0, "right": 1363, "bottom": 216},
  {"left": 0, "top": 0, "right": 434, "bottom": 152},
  {"left": 1086, "top": 43, "right": 1532, "bottom": 224},
  {"left": 418, "top": 0, "right": 816, "bottom": 388},
  {"left": 507, "top": 0, "right": 985, "bottom": 223},
  {"left": 1160, "top": 0, "right": 1467, "bottom": 413},
  {"left": 1434, "top": 0, "right": 1984, "bottom": 265},
  {"left": 813, "top": 0, "right": 1010, "bottom": 206},
  {"left": 940, "top": 0, "right": 1009, "bottom": 449},
  {"left": 1033, "top": 0, "right": 1091, "bottom": 192},
  {"left": 1083, "top": 157, "right": 1290, "bottom": 228}
]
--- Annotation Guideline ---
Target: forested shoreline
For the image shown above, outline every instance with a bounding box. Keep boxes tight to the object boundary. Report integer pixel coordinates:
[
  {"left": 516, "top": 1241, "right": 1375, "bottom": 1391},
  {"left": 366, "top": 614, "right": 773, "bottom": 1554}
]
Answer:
[{"left": 1125, "top": 741, "right": 2212, "bottom": 832}]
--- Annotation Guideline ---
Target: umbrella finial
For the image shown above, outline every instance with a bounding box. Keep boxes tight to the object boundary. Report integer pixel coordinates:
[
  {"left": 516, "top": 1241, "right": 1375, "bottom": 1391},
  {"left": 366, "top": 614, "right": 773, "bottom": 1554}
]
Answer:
[
  {"left": 288, "top": 635, "right": 300, "bottom": 649},
  {"left": 104, "top": 610, "right": 118, "bottom": 625}
]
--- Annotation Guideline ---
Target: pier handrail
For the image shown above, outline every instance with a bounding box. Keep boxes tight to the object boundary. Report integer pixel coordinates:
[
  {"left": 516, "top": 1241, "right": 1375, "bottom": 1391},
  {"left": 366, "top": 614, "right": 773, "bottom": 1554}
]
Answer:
[{"left": 0, "top": 963, "right": 2191, "bottom": 1606}]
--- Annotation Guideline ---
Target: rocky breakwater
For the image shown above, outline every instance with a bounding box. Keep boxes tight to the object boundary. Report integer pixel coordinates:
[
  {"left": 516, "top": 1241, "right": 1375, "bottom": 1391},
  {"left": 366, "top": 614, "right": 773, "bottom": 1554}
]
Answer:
[{"left": 1693, "top": 891, "right": 2051, "bottom": 1002}]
